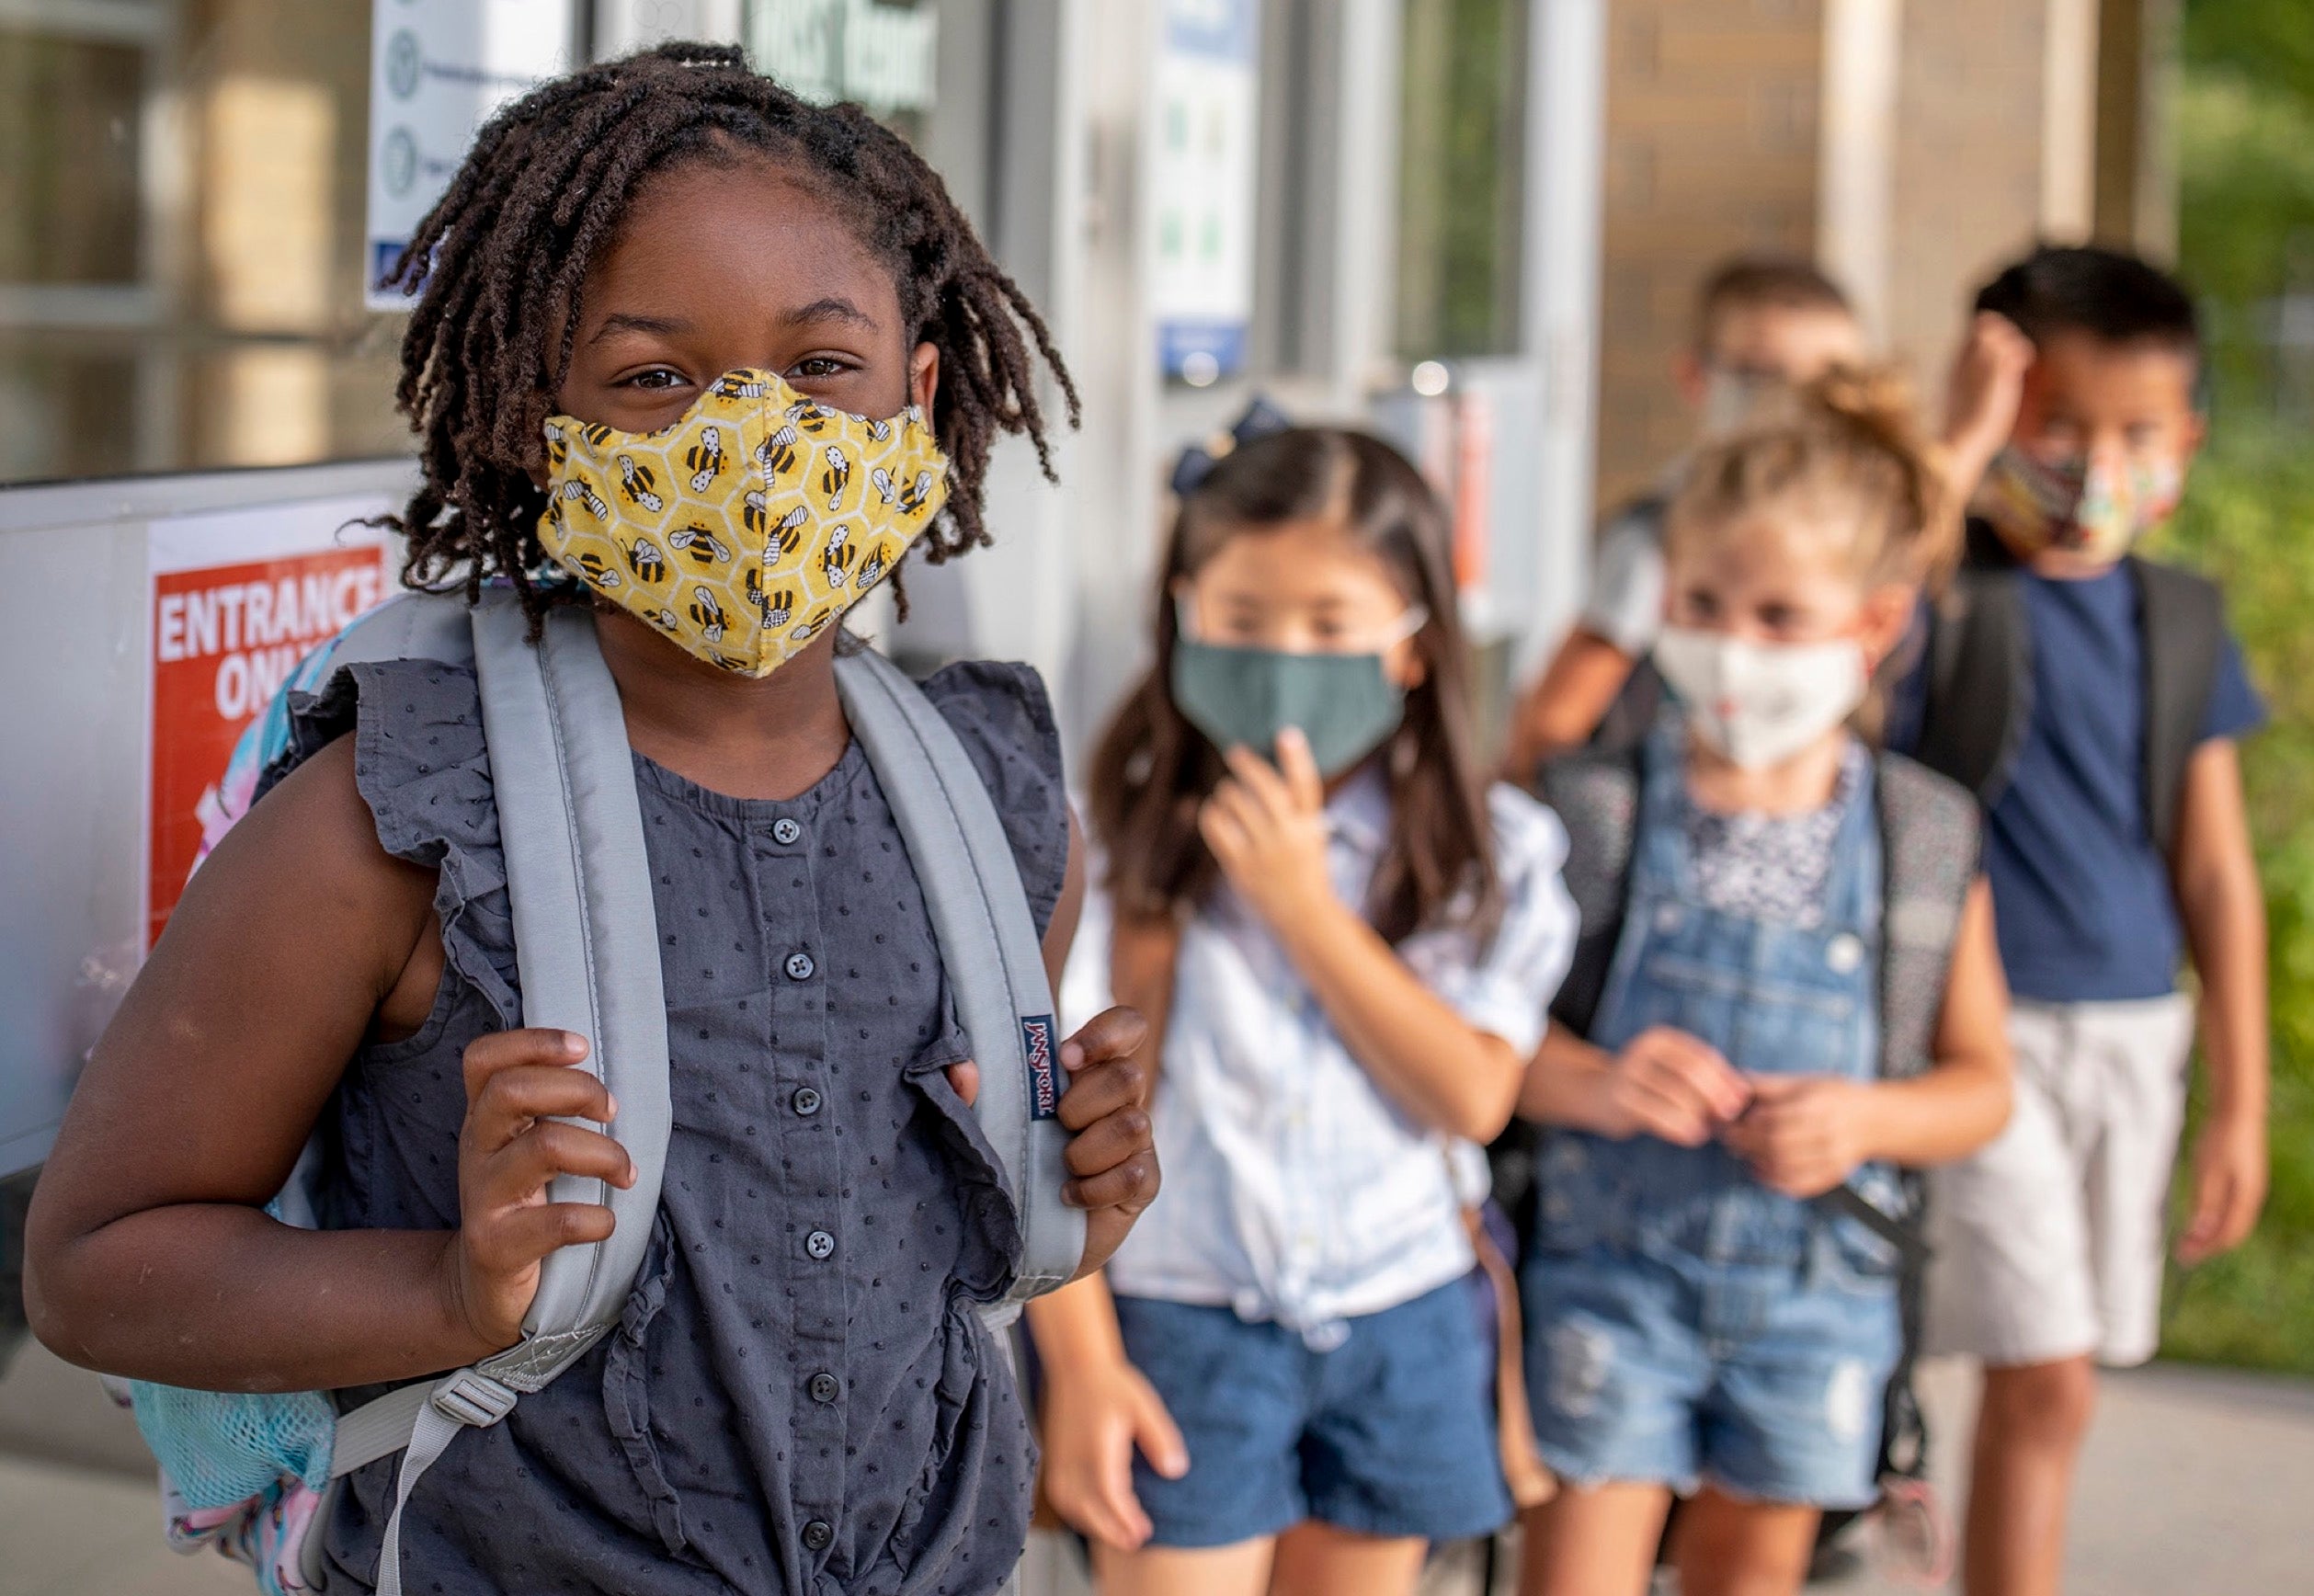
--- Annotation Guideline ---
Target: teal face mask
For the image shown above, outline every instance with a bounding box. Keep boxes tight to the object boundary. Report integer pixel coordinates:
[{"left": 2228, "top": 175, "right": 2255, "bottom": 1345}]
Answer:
[{"left": 1168, "top": 602, "right": 1425, "bottom": 777}]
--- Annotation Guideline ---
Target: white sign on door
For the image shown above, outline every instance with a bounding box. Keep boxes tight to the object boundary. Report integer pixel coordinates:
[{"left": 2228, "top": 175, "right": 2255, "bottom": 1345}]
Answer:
[
  {"left": 364, "top": 0, "right": 579, "bottom": 312},
  {"left": 1151, "top": 0, "right": 1260, "bottom": 383}
]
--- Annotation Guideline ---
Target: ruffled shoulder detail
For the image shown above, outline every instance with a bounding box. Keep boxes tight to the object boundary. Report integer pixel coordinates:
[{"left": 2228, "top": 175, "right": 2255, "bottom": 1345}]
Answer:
[
  {"left": 917, "top": 660, "right": 1071, "bottom": 940},
  {"left": 269, "top": 658, "right": 521, "bottom": 1031}
]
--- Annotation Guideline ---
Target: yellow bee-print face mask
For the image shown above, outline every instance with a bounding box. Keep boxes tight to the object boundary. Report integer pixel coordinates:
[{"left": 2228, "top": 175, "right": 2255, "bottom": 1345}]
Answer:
[{"left": 538, "top": 370, "right": 950, "bottom": 676}]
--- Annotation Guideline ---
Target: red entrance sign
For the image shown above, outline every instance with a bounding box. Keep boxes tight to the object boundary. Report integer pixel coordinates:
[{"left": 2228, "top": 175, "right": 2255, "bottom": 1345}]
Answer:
[{"left": 146, "top": 545, "right": 388, "bottom": 948}]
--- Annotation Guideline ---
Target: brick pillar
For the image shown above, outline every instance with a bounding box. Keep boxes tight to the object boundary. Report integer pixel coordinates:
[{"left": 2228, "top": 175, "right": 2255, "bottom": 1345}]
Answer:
[
  {"left": 1592, "top": 0, "right": 1825, "bottom": 505},
  {"left": 1876, "top": 0, "right": 2050, "bottom": 389},
  {"left": 1587, "top": 0, "right": 2158, "bottom": 514}
]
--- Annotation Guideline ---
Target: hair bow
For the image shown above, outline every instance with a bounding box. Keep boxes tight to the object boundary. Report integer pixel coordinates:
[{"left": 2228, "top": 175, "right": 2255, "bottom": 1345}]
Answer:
[{"left": 1168, "top": 396, "right": 1294, "bottom": 497}]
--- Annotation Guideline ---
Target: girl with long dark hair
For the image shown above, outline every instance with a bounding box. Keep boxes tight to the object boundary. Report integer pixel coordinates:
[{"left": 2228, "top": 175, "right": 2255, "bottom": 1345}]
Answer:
[{"left": 1029, "top": 426, "right": 1578, "bottom": 1596}]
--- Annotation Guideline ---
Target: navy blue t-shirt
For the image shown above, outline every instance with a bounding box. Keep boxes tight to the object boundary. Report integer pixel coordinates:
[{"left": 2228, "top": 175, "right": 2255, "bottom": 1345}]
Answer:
[{"left": 1891, "top": 564, "right": 2263, "bottom": 1002}]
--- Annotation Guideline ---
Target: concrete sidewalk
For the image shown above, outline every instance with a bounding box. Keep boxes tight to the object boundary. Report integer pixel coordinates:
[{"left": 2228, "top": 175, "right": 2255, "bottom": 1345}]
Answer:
[
  {"left": 5, "top": 1345, "right": 2310, "bottom": 1594},
  {"left": 1824, "top": 1356, "right": 2314, "bottom": 1595}
]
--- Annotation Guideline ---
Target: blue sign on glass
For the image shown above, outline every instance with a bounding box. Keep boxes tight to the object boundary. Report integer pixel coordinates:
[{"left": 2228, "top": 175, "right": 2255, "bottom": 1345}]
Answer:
[{"left": 1166, "top": 0, "right": 1259, "bottom": 62}]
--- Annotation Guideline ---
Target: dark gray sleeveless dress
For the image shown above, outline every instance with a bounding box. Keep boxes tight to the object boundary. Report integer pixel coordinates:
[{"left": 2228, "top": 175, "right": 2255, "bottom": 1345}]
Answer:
[{"left": 270, "top": 652, "right": 1068, "bottom": 1596}]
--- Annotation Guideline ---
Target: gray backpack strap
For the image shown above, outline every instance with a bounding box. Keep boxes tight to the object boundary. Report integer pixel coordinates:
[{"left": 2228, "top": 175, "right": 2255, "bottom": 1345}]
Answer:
[
  {"left": 322, "top": 589, "right": 476, "bottom": 669},
  {"left": 833, "top": 647, "right": 1084, "bottom": 1320},
  {"left": 1873, "top": 752, "right": 1980, "bottom": 1083},
  {"left": 1491, "top": 748, "right": 1636, "bottom": 1247},
  {"left": 323, "top": 593, "right": 671, "bottom": 1596},
  {"left": 1817, "top": 752, "right": 1981, "bottom": 1269},
  {"left": 1536, "top": 748, "right": 1643, "bottom": 1039},
  {"left": 468, "top": 593, "right": 671, "bottom": 1364}
]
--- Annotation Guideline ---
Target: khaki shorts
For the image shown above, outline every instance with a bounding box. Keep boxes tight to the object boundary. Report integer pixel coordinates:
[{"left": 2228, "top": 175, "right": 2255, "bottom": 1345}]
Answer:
[{"left": 1922, "top": 996, "right": 2195, "bottom": 1369}]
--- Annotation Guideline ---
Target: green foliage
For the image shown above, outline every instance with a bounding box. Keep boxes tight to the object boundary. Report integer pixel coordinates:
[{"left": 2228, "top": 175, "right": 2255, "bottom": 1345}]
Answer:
[
  {"left": 2148, "top": 425, "right": 2314, "bottom": 1376},
  {"left": 1396, "top": 0, "right": 1527, "bottom": 359},
  {"left": 2159, "top": 2, "right": 2314, "bottom": 1377},
  {"left": 2174, "top": 73, "right": 2314, "bottom": 413},
  {"left": 2183, "top": 0, "right": 2314, "bottom": 115},
  {"left": 2179, "top": 1, "right": 2314, "bottom": 424}
]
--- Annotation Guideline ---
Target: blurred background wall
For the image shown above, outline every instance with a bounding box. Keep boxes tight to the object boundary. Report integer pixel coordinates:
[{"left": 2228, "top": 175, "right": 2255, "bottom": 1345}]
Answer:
[
  {"left": 0, "top": 0, "right": 2184, "bottom": 711},
  {"left": 1591, "top": 0, "right": 2179, "bottom": 502}
]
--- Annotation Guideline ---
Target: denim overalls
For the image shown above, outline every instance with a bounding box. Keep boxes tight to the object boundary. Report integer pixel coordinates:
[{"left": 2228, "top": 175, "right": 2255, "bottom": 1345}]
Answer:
[{"left": 1520, "top": 724, "right": 1904, "bottom": 1508}]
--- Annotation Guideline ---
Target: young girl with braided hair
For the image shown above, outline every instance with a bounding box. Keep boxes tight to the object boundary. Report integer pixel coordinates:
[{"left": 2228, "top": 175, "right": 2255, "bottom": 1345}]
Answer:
[
  {"left": 27, "top": 44, "right": 1157, "bottom": 1596},
  {"left": 1514, "top": 370, "right": 2012, "bottom": 1596}
]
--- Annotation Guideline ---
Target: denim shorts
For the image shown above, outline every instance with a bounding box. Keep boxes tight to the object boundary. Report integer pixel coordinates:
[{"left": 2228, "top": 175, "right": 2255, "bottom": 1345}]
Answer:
[
  {"left": 1112, "top": 1282, "right": 1514, "bottom": 1547},
  {"left": 1521, "top": 1233, "right": 1901, "bottom": 1509}
]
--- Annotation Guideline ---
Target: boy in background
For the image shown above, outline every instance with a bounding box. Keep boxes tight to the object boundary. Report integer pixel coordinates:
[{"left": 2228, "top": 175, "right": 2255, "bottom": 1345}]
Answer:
[
  {"left": 1894, "top": 245, "right": 2271, "bottom": 1596},
  {"left": 1504, "top": 257, "right": 1866, "bottom": 770},
  {"left": 1504, "top": 256, "right": 2025, "bottom": 769}
]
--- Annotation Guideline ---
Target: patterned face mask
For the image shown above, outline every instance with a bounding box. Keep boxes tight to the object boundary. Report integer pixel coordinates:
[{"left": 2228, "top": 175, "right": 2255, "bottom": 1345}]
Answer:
[
  {"left": 1978, "top": 443, "right": 2183, "bottom": 565},
  {"left": 538, "top": 370, "right": 949, "bottom": 676}
]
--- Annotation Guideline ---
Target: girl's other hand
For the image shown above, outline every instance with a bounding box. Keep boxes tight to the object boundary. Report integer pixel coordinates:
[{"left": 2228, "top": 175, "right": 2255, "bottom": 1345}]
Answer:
[
  {"left": 1592, "top": 1027, "right": 1751, "bottom": 1146},
  {"left": 1039, "top": 1353, "right": 1189, "bottom": 1549},
  {"left": 1056, "top": 1007, "right": 1160, "bottom": 1278},
  {"left": 1197, "top": 729, "right": 1335, "bottom": 929},
  {"left": 448, "top": 1029, "right": 635, "bottom": 1351},
  {"left": 1721, "top": 1074, "right": 1873, "bottom": 1198}
]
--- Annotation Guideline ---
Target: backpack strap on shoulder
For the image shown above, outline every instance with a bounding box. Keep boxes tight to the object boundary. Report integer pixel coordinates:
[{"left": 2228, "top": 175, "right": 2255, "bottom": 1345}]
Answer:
[
  {"left": 320, "top": 588, "right": 476, "bottom": 670},
  {"left": 2132, "top": 557, "right": 2225, "bottom": 858},
  {"left": 1489, "top": 745, "right": 1638, "bottom": 1248},
  {"left": 1537, "top": 747, "right": 1644, "bottom": 1039},
  {"left": 1803, "top": 753, "right": 1978, "bottom": 1273},
  {"left": 833, "top": 647, "right": 1084, "bottom": 1323},
  {"left": 1590, "top": 656, "right": 1666, "bottom": 756},
  {"left": 1914, "top": 524, "right": 2032, "bottom": 805},
  {"left": 323, "top": 592, "right": 674, "bottom": 1596},
  {"left": 1872, "top": 751, "right": 1980, "bottom": 1083},
  {"left": 468, "top": 592, "right": 674, "bottom": 1357}
]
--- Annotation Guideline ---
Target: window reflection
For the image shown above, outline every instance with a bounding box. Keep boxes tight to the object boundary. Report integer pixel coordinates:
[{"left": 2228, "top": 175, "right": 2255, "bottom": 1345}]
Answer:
[
  {"left": 1396, "top": 0, "right": 1529, "bottom": 360},
  {"left": 0, "top": 2, "right": 405, "bottom": 484},
  {"left": 0, "top": 2, "right": 950, "bottom": 486}
]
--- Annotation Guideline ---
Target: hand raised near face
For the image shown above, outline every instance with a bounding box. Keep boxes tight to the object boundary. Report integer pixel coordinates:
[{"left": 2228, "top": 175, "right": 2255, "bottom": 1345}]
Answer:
[{"left": 1197, "top": 729, "right": 1336, "bottom": 930}]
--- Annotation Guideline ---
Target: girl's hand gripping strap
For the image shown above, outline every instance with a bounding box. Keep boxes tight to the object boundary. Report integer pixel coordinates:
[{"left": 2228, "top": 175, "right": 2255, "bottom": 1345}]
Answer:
[
  {"left": 468, "top": 593, "right": 672, "bottom": 1367},
  {"left": 833, "top": 648, "right": 1086, "bottom": 1321},
  {"left": 322, "top": 593, "right": 673, "bottom": 1596}
]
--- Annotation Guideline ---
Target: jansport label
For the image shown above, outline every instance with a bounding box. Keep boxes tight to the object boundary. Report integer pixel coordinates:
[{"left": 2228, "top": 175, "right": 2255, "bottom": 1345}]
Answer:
[{"left": 1020, "top": 1015, "right": 1060, "bottom": 1120}]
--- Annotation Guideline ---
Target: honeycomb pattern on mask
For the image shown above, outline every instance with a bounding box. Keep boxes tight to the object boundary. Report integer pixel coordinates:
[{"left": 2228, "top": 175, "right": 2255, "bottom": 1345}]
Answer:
[{"left": 538, "top": 372, "right": 950, "bottom": 675}]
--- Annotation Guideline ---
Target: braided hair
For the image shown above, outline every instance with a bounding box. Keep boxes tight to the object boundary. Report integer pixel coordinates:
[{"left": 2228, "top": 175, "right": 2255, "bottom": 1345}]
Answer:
[{"left": 382, "top": 41, "right": 1078, "bottom": 621}]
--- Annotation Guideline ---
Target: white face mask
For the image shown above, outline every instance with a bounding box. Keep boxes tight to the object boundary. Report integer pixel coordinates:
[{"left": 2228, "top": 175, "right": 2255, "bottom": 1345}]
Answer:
[
  {"left": 1698, "top": 369, "right": 1779, "bottom": 439},
  {"left": 1653, "top": 625, "right": 1868, "bottom": 770}
]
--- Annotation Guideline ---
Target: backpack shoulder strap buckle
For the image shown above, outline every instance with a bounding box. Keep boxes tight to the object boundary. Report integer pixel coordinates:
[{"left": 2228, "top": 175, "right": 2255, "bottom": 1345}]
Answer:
[{"left": 428, "top": 1368, "right": 519, "bottom": 1431}]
